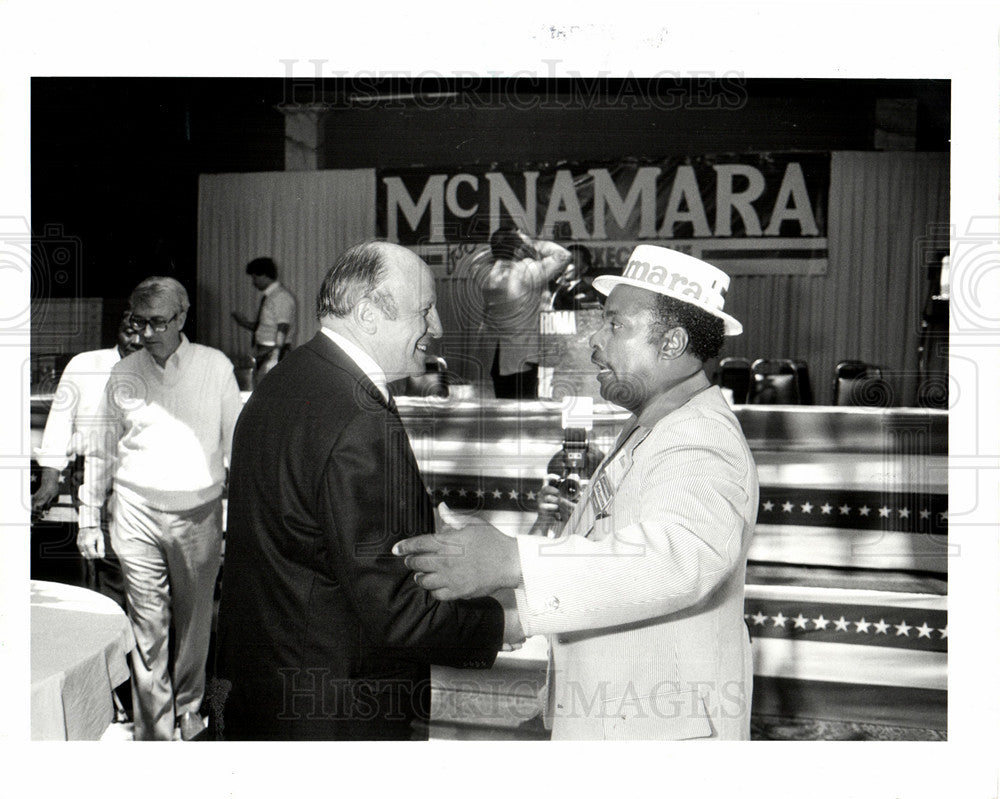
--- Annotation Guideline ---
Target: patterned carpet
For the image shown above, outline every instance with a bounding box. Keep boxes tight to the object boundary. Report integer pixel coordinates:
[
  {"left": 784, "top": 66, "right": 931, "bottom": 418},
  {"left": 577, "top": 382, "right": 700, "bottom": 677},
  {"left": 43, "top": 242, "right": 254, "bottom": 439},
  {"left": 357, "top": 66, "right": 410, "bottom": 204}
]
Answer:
[
  {"left": 100, "top": 713, "right": 947, "bottom": 741},
  {"left": 750, "top": 715, "right": 946, "bottom": 741},
  {"left": 97, "top": 677, "right": 947, "bottom": 742}
]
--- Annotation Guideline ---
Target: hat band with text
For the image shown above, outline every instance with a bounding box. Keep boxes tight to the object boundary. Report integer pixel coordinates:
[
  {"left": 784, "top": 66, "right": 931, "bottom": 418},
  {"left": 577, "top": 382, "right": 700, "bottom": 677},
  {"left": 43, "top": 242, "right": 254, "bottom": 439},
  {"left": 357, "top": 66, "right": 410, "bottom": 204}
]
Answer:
[{"left": 622, "top": 256, "right": 727, "bottom": 311}]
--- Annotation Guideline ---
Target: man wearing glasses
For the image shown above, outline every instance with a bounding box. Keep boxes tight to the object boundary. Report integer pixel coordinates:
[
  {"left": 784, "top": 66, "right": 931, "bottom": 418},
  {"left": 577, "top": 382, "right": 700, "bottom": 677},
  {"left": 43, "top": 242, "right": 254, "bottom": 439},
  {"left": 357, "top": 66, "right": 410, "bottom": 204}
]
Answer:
[{"left": 77, "top": 276, "right": 242, "bottom": 741}]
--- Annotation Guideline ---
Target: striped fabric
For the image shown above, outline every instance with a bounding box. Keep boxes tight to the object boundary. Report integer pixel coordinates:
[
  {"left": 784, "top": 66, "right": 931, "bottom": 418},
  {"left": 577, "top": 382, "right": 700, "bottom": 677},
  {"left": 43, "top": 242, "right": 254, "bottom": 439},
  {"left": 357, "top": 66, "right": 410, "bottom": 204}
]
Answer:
[{"left": 507, "top": 386, "right": 758, "bottom": 740}]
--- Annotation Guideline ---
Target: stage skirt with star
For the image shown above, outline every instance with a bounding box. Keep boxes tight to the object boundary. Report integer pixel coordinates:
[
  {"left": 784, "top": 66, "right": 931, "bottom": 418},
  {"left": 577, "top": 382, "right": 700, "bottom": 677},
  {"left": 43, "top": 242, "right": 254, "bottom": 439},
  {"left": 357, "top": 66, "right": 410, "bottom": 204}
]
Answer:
[{"left": 396, "top": 398, "right": 947, "bottom": 733}]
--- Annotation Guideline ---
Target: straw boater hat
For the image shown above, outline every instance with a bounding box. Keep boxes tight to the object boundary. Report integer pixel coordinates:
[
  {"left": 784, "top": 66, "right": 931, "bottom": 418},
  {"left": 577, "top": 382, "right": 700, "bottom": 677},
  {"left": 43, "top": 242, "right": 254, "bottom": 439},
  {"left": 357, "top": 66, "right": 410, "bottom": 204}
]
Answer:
[{"left": 592, "top": 244, "right": 743, "bottom": 336}]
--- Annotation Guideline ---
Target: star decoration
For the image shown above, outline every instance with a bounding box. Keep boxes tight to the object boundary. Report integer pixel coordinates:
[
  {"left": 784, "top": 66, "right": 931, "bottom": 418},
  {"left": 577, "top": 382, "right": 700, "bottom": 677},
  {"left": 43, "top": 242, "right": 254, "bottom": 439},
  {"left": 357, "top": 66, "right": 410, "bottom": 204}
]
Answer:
[
  {"left": 878, "top": 506, "right": 891, "bottom": 518},
  {"left": 812, "top": 615, "right": 830, "bottom": 630},
  {"left": 894, "top": 620, "right": 912, "bottom": 636},
  {"left": 820, "top": 503, "right": 833, "bottom": 515},
  {"left": 854, "top": 617, "right": 871, "bottom": 633},
  {"left": 898, "top": 507, "right": 910, "bottom": 519},
  {"left": 938, "top": 512, "right": 948, "bottom": 523},
  {"left": 526, "top": 491, "right": 536, "bottom": 501},
  {"left": 939, "top": 626, "right": 948, "bottom": 639},
  {"left": 873, "top": 618, "right": 890, "bottom": 634},
  {"left": 916, "top": 623, "right": 934, "bottom": 639},
  {"left": 800, "top": 502, "right": 813, "bottom": 514},
  {"left": 475, "top": 489, "right": 485, "bottom": 498},
  {"left": 781, "top": 502, "right": 794, "bottom": 513},
  {"left": 751, "top": 611, "right": 768, "bottom": 626},
  {"left": 762, "top": 501, "right": 774, "bottom": 512},
  {"left": 771, "top": 612, "right": 788, "bottom": 627},
  {"left": 833, "top": 616, "right": 850, "bottom": 632},
  {"left": 492, "top": 489, "right": 502, "bottom": 499},
  {"left": 792, "top": 613, "right": 809, "bottom": 629},
  {"left": 440, "top": 487, "right": 450, "bottom": 497},
  {"left": 507, "top": 489, "right": 519, "bottom": 500},
  {"left": 839, "top": 504, "right": 851, "bottom": 515},
  {"left": 919, "top": 509, "right": 931, "bottom": 520},
  {"left": 858, "top": 505, "right": 871, "bottom": 516}
]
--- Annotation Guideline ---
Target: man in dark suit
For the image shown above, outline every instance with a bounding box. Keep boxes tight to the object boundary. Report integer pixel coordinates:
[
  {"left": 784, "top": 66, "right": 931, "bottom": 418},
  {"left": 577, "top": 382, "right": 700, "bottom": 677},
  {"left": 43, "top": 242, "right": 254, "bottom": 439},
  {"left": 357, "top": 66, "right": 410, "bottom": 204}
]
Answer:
[{"left": 216, "top": 241, "right": 519, "bottom": 740}]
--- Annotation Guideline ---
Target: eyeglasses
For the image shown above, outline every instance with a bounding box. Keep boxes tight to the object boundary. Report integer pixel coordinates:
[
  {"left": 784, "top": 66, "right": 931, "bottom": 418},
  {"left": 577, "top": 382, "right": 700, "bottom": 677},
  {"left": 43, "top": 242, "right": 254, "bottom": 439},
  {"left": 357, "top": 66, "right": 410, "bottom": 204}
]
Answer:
[{"left": 127, "top": 312, "right": 179, "bottom": 333}]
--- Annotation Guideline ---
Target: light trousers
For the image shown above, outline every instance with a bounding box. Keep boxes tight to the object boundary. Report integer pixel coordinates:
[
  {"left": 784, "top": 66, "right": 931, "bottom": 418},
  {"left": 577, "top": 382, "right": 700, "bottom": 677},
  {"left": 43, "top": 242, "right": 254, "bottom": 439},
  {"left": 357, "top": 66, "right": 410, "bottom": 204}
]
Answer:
[{"left": 111, "top": 490, "right": 223, "bottom": 741}]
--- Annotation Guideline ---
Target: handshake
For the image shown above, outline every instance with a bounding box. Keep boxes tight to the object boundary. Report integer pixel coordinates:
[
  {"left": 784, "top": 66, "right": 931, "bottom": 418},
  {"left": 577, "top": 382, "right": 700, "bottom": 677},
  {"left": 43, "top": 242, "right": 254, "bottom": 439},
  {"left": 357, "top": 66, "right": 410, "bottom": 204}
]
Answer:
[
  {"left": 393, "top": 502, "right": 526, "bottom": 647},
  {"left": 392, "top": 474, "right": 580, "bottom": 650},
  {"left": 392, "top": 502, "right": 520, "bottom": 601},
  {"left": 392, "top": 473, "right": 581, "bottom": 601},
  {"left": 393, "top": 477, "right": 581, "bottom": 649}
]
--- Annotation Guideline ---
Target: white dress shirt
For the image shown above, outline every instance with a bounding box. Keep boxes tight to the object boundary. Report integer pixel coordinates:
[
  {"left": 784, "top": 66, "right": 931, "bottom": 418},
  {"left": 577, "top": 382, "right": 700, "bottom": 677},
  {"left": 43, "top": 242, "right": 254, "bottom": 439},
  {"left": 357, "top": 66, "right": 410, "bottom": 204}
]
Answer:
[
  {"left": 255, "top": 281, "right": 297, "bottom": 347},
  {"left": 319, "top": 327, "right": 390, "bottom": 402},
  {"left": 36, "top": 347, "right": 123, "bottom": 471}
]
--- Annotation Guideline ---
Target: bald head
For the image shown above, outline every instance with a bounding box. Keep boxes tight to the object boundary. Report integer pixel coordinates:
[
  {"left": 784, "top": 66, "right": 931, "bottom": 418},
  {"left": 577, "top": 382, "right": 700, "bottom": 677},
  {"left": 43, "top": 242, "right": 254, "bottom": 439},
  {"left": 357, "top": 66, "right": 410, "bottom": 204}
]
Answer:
[{"left": 318, "top": 241, "right": 443, "bottom": 379}]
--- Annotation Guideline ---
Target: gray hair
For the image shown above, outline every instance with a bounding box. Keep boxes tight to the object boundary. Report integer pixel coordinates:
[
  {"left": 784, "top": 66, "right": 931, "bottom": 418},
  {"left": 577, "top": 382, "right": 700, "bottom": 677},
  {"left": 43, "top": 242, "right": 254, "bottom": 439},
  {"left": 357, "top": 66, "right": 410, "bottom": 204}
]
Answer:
[
  {"left": 129, "top": 276, "right": 190, "bottom": 313},
  {"left": 316, "top": 241, "right": 398, "bottom": 320}
]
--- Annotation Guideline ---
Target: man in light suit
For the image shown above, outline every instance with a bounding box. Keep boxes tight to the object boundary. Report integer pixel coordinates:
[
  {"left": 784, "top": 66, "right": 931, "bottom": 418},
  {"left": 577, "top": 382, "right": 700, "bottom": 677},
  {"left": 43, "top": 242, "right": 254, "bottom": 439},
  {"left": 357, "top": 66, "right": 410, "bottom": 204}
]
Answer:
[
  {"left": 396, "top": 244, "right": 758, "bottom": 740},
  {"left": 216, "top": 241, "right": 517, "bottom": 740}
]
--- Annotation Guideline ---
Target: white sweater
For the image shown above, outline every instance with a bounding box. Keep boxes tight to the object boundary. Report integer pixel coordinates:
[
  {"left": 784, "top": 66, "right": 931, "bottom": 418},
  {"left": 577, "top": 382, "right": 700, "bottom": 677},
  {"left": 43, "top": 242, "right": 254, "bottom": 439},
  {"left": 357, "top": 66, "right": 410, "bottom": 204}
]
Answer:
[{"left": 78, "top": 335, "right": 242, "bottom": 526}]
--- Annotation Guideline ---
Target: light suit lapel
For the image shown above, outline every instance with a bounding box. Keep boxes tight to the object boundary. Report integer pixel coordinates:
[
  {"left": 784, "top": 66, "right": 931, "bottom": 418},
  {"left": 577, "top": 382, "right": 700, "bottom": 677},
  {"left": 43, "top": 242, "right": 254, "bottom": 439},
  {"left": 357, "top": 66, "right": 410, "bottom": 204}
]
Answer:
[{"left": 561, "top": 421, "right": 653, "bottom": 540}]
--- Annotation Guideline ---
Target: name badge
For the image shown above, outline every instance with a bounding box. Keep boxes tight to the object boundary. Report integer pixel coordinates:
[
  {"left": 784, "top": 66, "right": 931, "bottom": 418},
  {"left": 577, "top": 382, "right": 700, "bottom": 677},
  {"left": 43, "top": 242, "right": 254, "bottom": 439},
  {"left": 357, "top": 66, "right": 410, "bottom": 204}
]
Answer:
[{"left": 591, "top": 473, "right": 613, "bottom": 516}]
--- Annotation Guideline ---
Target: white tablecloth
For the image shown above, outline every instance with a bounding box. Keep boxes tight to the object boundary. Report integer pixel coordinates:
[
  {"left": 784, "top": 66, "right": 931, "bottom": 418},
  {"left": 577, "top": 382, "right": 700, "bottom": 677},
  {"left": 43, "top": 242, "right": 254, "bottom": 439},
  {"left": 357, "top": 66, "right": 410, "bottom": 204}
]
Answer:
[{"left": 31, "top": 580, "right": 135, "bottom": 740}]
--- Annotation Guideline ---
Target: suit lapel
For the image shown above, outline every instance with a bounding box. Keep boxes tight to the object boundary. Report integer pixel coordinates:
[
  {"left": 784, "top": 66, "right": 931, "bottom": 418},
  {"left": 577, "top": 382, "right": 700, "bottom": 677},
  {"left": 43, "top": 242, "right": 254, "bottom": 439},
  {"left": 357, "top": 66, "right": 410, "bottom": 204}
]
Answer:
[
  {"left": 304, "top": 332, "right": 396, "bottom": 415},
  {"left": 563, "top": 421, "right": 654, "bottom": 540},
  {"left": 305, "top": 333, "right": 434, "bottom": 535}
]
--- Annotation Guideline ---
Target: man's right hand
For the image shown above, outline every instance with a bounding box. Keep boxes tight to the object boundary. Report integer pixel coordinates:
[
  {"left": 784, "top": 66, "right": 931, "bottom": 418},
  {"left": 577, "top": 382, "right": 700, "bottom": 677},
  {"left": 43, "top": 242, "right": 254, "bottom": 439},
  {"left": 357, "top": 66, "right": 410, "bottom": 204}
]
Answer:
[
  {"left": 31, "top": 467, "right": 61, "bottom": 514},
  {"left": 77, "top": 526, "right": 105, "bottom": 560}
]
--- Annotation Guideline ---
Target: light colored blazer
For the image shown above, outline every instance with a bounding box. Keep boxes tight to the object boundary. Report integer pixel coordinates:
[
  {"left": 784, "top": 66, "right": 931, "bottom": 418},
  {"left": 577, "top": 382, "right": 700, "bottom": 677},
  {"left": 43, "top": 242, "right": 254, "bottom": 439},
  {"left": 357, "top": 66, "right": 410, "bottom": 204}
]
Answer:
[{"left": 514, "top": 386, "right": 758, "bottom": 740}]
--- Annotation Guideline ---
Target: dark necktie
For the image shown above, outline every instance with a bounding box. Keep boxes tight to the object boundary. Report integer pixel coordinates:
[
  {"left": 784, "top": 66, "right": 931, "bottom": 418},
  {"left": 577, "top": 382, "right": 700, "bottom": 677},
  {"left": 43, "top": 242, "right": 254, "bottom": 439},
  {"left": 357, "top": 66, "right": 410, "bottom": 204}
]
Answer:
[
  {"left": 250, "top": 294, "right": 266, "bottom": 348},
  {"left": 253, "top": 295, "right": 266, "bottom": 331}
]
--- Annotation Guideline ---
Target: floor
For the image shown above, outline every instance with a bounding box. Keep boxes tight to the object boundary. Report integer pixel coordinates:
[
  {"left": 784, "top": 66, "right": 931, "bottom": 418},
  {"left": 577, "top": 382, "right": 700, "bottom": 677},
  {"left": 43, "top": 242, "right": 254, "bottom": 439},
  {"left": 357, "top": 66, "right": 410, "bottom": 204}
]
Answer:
[{"left": 99, "top": 711, "right": 946, "bottom": 742}]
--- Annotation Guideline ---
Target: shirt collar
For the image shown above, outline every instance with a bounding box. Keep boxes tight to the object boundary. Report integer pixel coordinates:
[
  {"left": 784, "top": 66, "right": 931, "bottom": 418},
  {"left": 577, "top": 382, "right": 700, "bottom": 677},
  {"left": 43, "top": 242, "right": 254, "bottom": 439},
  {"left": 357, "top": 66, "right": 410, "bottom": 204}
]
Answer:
[
  {"left": 320, "top": 327, "right": 389, "bottom": 401},
  {"left": 142, "top": 332, "right": 189, "bottom": 370},
  {"left": 635, "top": 371, "right": 713, "bottom": 429},
  {"left": 262, "top": 281, "right": 280, "bottom": 297}
]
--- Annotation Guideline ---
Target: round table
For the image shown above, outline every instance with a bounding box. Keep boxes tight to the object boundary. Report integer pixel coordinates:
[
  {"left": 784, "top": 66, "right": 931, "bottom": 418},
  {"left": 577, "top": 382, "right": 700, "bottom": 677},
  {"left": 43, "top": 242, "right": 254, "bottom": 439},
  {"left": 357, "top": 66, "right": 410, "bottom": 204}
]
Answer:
[{"left": 31, "top": 580, "right": 135, "bottom": 740}]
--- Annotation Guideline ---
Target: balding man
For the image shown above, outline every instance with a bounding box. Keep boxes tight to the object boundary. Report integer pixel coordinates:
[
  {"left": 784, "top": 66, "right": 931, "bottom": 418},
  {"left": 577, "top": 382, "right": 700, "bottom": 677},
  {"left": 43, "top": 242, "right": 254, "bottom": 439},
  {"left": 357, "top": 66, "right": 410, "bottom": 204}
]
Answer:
[{"left": 216, "top": 241, "right": 515, "bottom": 740}]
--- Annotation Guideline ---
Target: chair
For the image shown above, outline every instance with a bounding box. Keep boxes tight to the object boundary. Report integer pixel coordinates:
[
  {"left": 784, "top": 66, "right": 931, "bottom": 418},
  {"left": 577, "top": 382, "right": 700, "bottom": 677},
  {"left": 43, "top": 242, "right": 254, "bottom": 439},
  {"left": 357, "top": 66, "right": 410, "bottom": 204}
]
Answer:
[
  {"left": 833, "top": 360, "right": 890, "bottom": 406},
  {"left": 749, "top": 358, "right": 802, "bottom": 404},
  {"left": 717, "top": 357, "right": 752, "bottom": 404},
  {"left": 788, "top": 358, "right": 814, "bottom": 405}
]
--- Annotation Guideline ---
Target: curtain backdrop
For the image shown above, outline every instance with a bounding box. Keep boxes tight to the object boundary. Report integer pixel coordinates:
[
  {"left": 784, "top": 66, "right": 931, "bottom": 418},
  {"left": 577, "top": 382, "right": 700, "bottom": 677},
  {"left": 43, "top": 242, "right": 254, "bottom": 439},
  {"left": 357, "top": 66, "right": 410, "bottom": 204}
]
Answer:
[
  {"left": 196, "top": 169, "right": 375, "bottom": 362},
  {"left": 195, "top": 156, "right": 948, "bottom": 406},
  {"left": 720, "top": 151, "right": 949, "bottom": 405}
]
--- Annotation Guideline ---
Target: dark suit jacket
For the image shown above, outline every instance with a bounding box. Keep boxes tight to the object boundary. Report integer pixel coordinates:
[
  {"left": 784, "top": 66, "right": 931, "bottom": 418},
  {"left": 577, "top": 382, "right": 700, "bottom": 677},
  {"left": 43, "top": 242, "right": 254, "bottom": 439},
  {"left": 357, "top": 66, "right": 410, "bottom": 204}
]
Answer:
[
  {"left": 216, "top": 333, "right": 504, "bottom": 740},
  {"left": 550, "top": 278, "right": 602, "bottom": 311}
]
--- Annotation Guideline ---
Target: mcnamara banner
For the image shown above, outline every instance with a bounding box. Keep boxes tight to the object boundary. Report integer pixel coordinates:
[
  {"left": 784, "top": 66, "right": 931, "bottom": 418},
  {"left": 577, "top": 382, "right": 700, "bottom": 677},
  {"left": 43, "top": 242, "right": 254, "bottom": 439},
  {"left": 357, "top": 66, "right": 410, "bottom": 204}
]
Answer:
[{"left": 377, "top": 154, "right": 830, "bottom": 276}]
